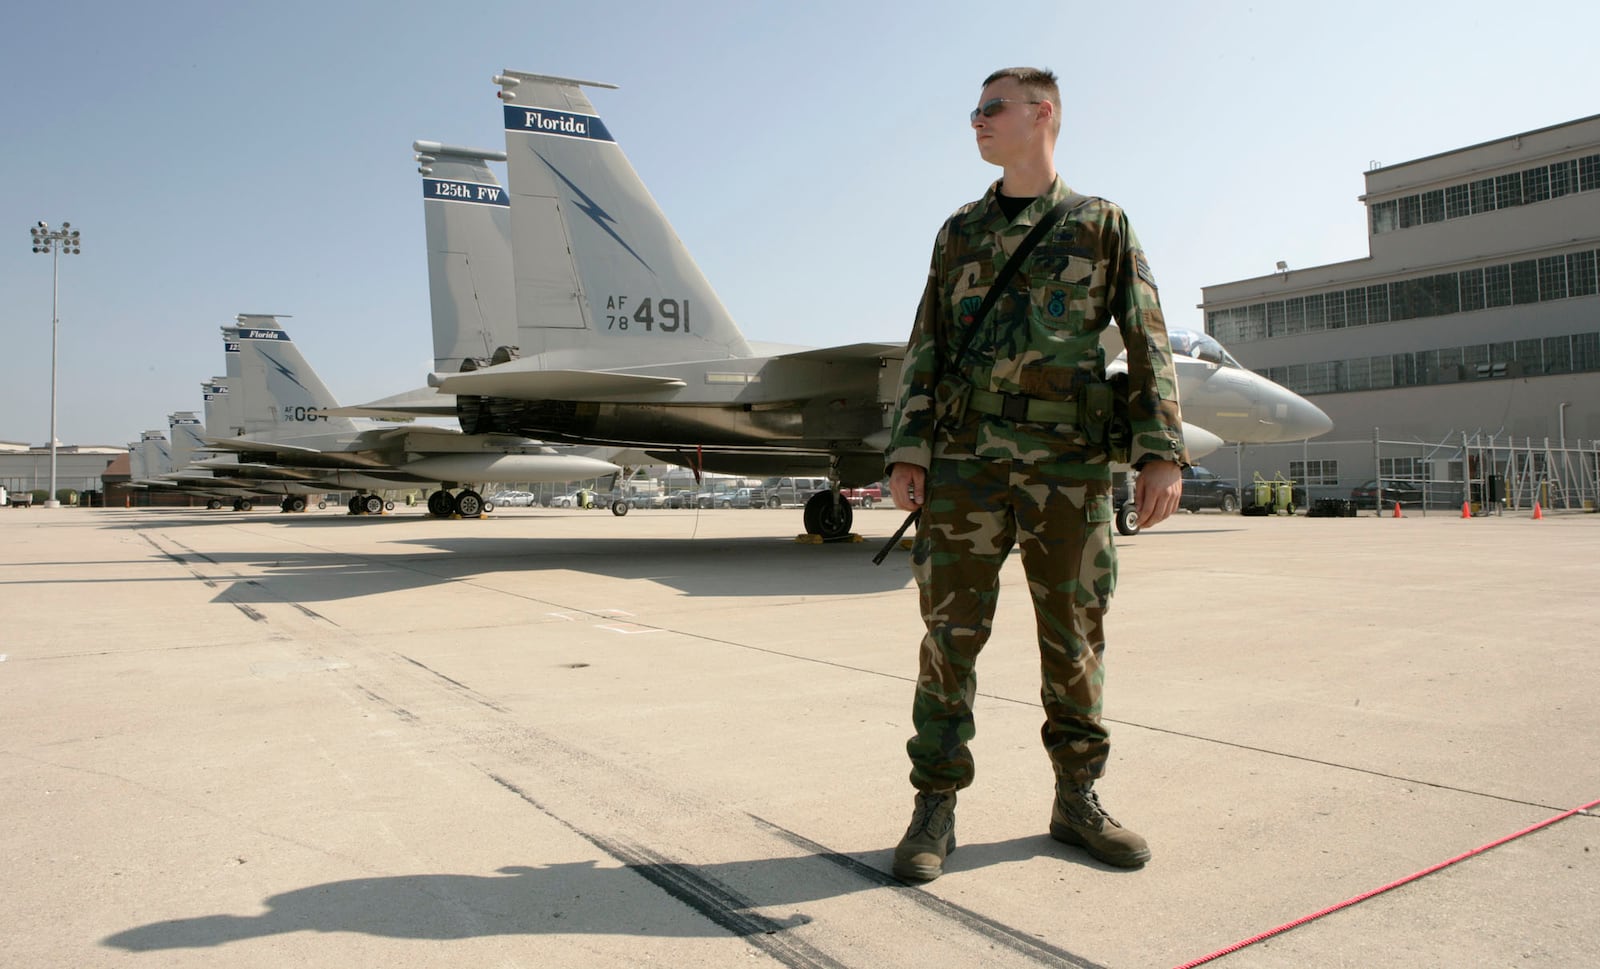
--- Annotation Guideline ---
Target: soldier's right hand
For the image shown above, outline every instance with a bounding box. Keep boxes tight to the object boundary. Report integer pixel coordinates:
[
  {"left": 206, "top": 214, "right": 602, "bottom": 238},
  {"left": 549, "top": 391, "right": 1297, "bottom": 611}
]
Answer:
[{"left": 889, "top": 463, "right": 926, "bottom": 511}]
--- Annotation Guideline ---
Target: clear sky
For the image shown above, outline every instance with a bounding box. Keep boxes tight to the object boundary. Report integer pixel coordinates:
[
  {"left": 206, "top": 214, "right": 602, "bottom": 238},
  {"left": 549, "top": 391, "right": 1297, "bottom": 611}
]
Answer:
[{"left": 3, "top": 0, "right": 1597, "bottom": 446}]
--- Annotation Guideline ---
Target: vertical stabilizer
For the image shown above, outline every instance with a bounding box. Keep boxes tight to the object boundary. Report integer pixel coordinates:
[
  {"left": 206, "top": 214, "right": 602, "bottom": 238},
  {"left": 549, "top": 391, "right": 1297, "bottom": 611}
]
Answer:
[
  {"left": 495, "top": 71, "right": 751, "bottom": 368},
  {"left": 202, "top": 377, "right": 238, "bottom": 439},
  {"left": 168, "top": 412, "right": 205, "bottom": 469},
  {"left": 228, "top": 315, "right": 360, "bottom": 435},
  {"left": 138, "top": 430, "right": 172, "bottom": 476},
  {"left": 415, "top": 140, "right": 516, "bottom": 373},
  {"left": 127, "top": 443, "right": 147, "bottom": 482}
]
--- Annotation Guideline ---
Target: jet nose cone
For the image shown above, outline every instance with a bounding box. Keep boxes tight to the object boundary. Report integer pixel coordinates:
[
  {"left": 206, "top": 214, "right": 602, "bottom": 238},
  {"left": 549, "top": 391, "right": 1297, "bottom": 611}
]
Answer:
[{"left": 1293, "top": 399, "right": 1334, "bottom": 440}]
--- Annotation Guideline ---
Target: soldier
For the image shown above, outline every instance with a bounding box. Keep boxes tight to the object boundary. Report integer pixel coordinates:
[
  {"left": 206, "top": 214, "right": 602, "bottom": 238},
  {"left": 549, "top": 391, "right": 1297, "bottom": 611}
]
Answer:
[{"left": 885, "top": 67, "right": 1188, "bottom": 880}]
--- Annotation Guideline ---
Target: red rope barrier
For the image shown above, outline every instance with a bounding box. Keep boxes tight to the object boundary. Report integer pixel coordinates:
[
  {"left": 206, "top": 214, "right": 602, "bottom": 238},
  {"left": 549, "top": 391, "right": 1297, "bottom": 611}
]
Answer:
[{"left": 1171, "top": 796, "right": 1600, "bottom": 969}]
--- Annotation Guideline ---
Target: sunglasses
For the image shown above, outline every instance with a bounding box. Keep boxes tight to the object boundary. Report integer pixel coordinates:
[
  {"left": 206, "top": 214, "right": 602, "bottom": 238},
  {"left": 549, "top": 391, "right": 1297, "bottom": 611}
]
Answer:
[{"left": 970, "top": 98, "right": 1042, "bottom": 123}]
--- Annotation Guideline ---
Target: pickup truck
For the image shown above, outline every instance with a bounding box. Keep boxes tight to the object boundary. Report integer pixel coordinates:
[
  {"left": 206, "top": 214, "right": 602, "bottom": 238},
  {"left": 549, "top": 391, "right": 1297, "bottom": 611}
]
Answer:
[
  {"left": 842, "top": 484, "right": 882, "bottom": 507},
  {"left": 1178, "top": 465, "right": 1240, "bottom": 513}
]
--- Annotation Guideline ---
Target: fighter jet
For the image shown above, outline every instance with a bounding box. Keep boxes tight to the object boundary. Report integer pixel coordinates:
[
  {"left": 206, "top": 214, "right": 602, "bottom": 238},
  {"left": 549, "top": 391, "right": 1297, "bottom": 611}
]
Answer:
[
  {"left": 196, "top": 315, "right": 621, "bottom": 516},
  {"left": 386, "top": 72, "right": 1328, "bottom": 539}
]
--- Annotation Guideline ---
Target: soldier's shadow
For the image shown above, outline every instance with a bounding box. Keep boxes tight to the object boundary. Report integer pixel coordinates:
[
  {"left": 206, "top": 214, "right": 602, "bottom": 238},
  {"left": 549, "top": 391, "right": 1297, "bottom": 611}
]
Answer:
[{"left": 103, "top": 836, "right": 1119, "bottom": 951}]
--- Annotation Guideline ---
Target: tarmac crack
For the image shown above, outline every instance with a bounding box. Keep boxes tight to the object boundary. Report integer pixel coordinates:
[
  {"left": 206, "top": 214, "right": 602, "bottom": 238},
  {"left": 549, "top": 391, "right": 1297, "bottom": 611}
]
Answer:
[
  {"left": 749, "top": 814, "right": 1110, "bottom": 969},
  {"left": 488, "top": 773, "right": 846, "bottom": 969}
]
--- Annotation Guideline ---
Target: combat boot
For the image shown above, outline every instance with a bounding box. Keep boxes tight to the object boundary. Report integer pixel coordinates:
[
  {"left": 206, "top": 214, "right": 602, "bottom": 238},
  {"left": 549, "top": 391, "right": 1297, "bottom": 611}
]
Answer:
[
  {"left": 1049, "top": 782, "right": 1150, "bottom": 868},
  {"left": 892, "top": 790, "right": 957, "bottom": 881}
]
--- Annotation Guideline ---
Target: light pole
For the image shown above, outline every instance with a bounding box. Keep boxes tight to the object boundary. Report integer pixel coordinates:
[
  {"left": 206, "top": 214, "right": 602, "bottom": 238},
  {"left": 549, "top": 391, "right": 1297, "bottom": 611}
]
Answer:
[{"left": 28, "top": 220, "right": 82, "bottom": 508}]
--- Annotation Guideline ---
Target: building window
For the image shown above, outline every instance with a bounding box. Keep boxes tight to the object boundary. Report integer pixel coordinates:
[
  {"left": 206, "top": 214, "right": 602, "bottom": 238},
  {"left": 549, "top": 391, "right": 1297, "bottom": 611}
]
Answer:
[
  {"left": 1324, "top": 290, "right": 1345, "bottom": 328},
  {"left": 1516, "top": 338, "right": 1543, "bottom": 371},
  {"left": 1246, "top": 304, "right": 1267, "bottom": 342},
  {"left": 1580, "top": 154, "right": 1600, "bottom": 193},
  {"left": 1304, "top": 293, "right": 1325, "bottom": 332},
  {"left": 1369, "top": 355, "right": 1394, "bottom": 388},
  {"left": 1484, "top": 265, "right": 1512, "bottom": 307},
  {"left": 1494, "top": 172, "right": 1523, "bottom": 208},
  {"left": 1511, "top": 260, "right": 1540, "bottom": 304},
  {"left": 1470, "top": 177, "right": 1496, "bottom": 214},
  {"left": 1371, "top": 199, "right": 1398, "bottom": 234},
  {"left": 1438, "top": 346, "right": 1464, "bottom": 380},
  {"left": 1345, "top": 287, "right": 1368, "bottom": 326},
  {"left": 1523, "top": 166, "right": 1550, "bottom": 203},
  {"left": 1445, "top": 183, "right": 1471, "bottom": 219},
  {"left": 1459, "top": 267, "right": 1485, "bottom": 310},
  {"left": 1538, "top": 256, "right": 1568, "bottom": 301},
  {"left": 1390, "top": 278, "right": 1419, "bottom": 320},
  {"left": 1290, "top": 460, "right": 1339, "bottom": 485},
  {"left": 1432, "top": 272, "right": 1460, "bottom": 315},
  {"left": 1366, "top": 284, "right": 1390, "bottom": 323},
  {"left": 1569, "top": 250, "right": 1597, "bottom": 297},
  {"left": 1344, "top": 356, "right": 1370, "bottom": 390},
  {"left": 1574, "top": 332, "right": 1600, "bottom": 370},
  {"left": 1545, "top": 335, "right": 1572, "bottom": 374},
  {"left": 1550, "top": 159, "right": 1576, "bottom": 197},
  {"left": 1266, "top": 301, "right": 1287, "bottom": 338},
  {"left": 1284, "top": 297, "right": 1306, "bottom": 336},
  {"left": 1398, "top": 194, "right": 1422, "bottom": 228},
  {"left": 1420, "top": 189, "right": 1445, "bottom": 224}
]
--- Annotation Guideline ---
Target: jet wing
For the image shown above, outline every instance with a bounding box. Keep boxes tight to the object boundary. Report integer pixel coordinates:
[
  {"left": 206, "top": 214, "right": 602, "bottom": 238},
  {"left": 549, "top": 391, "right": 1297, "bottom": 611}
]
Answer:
[
  {"left": 430, "top": 363, "right": 687, "bottom": 401},
  {"left": 324, "top": 385, "right": 458, "bottom": 419},
  {"left": 769, "top": 342, "right": 906, "bottom": 363}
]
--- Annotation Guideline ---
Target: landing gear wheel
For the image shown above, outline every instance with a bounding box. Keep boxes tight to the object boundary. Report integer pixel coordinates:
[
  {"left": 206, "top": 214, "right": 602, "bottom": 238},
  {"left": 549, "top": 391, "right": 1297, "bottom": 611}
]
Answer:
[
  {"left": 348, "top": 496, "right": 363, "bottom": 515},
  {"left": 384, "top": 500, "right": 395, "bottom": 512},
  {"left": 238, "top": 499, "right": 254, "bottom": 512},
  {"left": 612, "top": 499, "right": 630, "bottom": 516},
  {"left": 289, "top": 497, "right": 307, "bottom": 513},
  {"left": 317, "top": 500, "right": 327, "bottom": 510},
  {"left": 454, "top": 490, "right": 483, "bottom": 517},
  {"left": 280, "top": 497, "right": 293, "bottom": 513},
  {"left": 362, "top": 494, "right": 384, "bottom": 515},
  {"left": 427, "top": 490, "right": 453, "bottom": 517},
  {"left": 803, "top": 490, "right": 854, "bottom": 540},
  {"left": 1220, "top": 492, "right": 1239, "bottom": 514},
  {"left": 232, "top": 498, "right": 245, "bottom": 512},
  {"left": 207, "top": 499, "right": 222, "bottom": 510},
  {"left": 1115, "top": 502, "right": 1140, "bottom": 536}
]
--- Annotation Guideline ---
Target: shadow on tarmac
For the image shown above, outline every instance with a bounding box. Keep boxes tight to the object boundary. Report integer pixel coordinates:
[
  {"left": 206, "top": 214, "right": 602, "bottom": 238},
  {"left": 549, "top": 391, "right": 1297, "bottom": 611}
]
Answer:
[
  {"left": 116, "top": 532, "right": 916, "bottom": 603},
  {"left": 103, "top": 835, "right": 1118, "bottom": 951}
]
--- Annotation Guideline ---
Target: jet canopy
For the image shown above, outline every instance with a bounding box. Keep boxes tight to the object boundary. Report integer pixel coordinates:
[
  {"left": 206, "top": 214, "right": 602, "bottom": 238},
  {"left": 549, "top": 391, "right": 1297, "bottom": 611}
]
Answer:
[{"left": 1169, "top": 329, "right": 1244, "bottom": 369}]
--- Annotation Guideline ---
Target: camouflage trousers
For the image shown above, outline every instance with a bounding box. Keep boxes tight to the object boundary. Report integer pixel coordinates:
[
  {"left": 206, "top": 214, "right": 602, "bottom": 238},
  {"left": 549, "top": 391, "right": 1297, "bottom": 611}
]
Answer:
[{"left": 906, "top": 456, "right": 1117, "bottom": 792}]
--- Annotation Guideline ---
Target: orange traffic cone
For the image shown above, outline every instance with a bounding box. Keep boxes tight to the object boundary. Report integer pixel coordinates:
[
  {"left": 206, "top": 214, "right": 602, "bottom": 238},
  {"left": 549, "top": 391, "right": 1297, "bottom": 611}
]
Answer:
[
  {"left": 1532, "top": 501, "right": 1543, "bottom": 520},
  {"left": 1461, "top": 501, "right": 1472, "bottom": 518},
  {"left": 1392, "top": 501, "right": 1403, "bottom": 518}
]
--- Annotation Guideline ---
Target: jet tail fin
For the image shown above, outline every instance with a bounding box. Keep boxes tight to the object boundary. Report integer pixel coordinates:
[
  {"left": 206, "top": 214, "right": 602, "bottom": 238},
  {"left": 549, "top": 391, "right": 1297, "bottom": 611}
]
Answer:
[
  {"left": 415, "top": 140, "right": 518, "bottom": 373},
  {"left": 226, "top": 315, "right": 361, "bottom": 435},
  {"left": 494, "top": 70, "right": 751, "bottom": 369}
]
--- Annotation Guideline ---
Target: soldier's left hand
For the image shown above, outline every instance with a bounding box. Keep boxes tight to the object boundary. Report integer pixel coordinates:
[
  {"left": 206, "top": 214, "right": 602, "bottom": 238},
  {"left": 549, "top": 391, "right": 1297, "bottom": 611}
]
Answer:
[{"left": 1133, "top": 460, "right": 1183, "bottom": 528}]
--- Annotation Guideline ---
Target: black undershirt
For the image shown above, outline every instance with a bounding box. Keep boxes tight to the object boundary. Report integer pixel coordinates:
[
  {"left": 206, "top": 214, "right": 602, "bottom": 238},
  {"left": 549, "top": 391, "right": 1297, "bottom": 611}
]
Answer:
[{"left": 997, "top": 192, "right": 1037, "bottom": 221}]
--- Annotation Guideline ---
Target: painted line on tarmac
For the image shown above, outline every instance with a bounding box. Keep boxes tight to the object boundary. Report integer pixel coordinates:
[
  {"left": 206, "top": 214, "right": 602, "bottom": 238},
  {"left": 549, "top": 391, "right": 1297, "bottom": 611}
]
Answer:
[
  {"left": 489, "top": 773, "right": 847, "bottom": 969},
  {"left": 749, "top": 814, "right": 1109, "bottom": 969}
]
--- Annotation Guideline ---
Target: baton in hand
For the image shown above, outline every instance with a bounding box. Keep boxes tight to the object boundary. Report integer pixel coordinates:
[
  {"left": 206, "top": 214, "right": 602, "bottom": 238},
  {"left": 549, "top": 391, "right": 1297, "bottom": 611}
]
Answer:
[{"left": 872, "top": 508, "right": 920, "bottom": 566}]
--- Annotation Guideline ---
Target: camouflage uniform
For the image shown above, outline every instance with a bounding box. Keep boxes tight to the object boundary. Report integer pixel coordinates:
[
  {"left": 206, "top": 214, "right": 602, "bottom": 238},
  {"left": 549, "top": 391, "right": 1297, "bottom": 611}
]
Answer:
[{"left": 885, "top": 176, "right": 1188, "bottom": 792}]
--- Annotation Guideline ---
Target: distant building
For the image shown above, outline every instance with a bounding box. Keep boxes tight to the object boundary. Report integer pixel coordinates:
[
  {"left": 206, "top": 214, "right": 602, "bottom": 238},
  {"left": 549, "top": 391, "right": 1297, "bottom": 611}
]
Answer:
[
  {"left": 0, "top": 441, "right": 124, "bottom": 504},
  {"left": 1200, "top": 115, "right": 1600, "bottom": 506}
]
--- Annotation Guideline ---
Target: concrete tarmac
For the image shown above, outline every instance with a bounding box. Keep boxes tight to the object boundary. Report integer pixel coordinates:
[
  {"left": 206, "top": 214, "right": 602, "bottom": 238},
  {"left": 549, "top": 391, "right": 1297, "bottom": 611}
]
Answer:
[{"left": 2, "top": 502, "right": 1596, "bottom": 968}]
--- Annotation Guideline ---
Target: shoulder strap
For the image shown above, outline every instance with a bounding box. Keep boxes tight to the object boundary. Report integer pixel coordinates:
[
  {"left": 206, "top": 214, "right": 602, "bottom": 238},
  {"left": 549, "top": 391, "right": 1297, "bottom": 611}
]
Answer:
[{"left": 943, "top": 193, "right": 1087, "bottom": 377}]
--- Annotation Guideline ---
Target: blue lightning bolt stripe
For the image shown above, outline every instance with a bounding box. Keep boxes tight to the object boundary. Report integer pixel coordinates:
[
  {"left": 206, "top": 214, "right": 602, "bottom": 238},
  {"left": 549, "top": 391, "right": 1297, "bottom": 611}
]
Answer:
[
  {"left": 535, "top": 152, "right": 653, "bottom": 275},
  {"left": 259, "top": 351, "right": 309, "bottom": 394}
]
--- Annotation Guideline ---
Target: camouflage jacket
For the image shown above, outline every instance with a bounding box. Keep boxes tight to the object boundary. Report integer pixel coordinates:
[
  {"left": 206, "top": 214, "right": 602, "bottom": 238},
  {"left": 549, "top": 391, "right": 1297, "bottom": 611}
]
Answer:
[{"left": 885, "top": 176, "right": 1189, "bottom": 470}]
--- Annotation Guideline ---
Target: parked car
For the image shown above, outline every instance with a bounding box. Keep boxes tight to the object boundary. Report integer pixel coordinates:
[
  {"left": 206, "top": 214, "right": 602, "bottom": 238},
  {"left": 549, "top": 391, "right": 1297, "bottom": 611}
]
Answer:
[
  {"left": 665, "top": 489, "right": 697, "bottom": 509},
  {"left": 1350, "top": 478, "right": 1425, "bottom": 508},
  {"left": 1178, "top": 466, "right": 1240, "bottom": 513},
  {"left": 842, "top": 484, "right": 883, "bottom": 507},
  {"left": 760, "top": 476, "right": 830, "bottom": 508},
  {"left": 490, "top": 490, "right": 536, "bottom": 507}
]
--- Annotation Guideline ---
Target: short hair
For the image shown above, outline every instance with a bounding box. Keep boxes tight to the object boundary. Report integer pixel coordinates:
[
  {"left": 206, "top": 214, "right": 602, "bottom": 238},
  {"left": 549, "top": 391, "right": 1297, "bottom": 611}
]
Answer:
[{"left": 982, "top": 67, "right": 1060, "bottom": 136}]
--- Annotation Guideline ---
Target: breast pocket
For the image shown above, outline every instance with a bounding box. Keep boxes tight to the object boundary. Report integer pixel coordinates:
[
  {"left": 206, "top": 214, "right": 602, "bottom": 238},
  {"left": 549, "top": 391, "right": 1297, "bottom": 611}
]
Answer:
[{"left": 1027, "top": 246, "right": 1093, "bottom": 327}]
